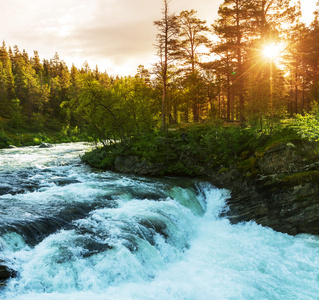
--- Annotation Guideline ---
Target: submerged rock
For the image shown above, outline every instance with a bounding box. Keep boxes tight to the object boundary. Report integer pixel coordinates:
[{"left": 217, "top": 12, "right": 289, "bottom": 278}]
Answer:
[
  {"left": 0, "top": 262, "right": 16, "bottom": 282},
  {"left": 39, "top": 143, "right": 53, "bottom": 148}
]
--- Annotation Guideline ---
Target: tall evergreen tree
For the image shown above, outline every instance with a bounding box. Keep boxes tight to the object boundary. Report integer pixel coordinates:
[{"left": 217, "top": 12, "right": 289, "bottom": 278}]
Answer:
[
  {"left": 213, "top": 0, "right": 252, "bottom": 123},
  {"left": 177, "top": 10, "right": 210, "bottom": 122},
  {"left": 153, "top": 0, "right": 179, "bottom": 129}
]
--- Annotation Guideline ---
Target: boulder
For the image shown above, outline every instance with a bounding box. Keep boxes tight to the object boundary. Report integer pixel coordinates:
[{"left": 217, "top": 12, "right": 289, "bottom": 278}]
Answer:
[
  {"left": 0, "top": 262, "right": 16, "bottom": 282},
  {"left": 257, "top": 143, "right": 304, "bottom": 175},
  {"left": 39, "top": 142, "right": 53, "bottom": 148}
]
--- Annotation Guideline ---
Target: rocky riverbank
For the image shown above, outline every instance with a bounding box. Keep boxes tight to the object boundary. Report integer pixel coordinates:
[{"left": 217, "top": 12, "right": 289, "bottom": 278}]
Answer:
[
  {"left": 211, "top": 141, "right": 319, "bottom": 235},
  {"left": 84, "top": 138, "right": 319, "bottom": 236}
]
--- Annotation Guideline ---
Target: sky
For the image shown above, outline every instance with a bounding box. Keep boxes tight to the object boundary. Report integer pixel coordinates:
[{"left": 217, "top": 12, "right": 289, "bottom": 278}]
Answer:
[{"left": 0, "top": 0, "right": 317, "bottom": 77}]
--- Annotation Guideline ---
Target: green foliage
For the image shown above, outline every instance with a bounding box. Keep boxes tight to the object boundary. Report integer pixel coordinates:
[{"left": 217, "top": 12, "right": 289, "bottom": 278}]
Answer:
[
  {"left": 237, "top": 157, "right": 258, "bottom": 172},
  {"left": 197, "top": 124, "right": 256, "bottom": 166},
  {"left": 0, "top": 129, "right": 12, "bottom": 148},
  {"left": 84, "top": 124, "right": 261, "bottom": 175},
  {"left": 81, "top": 144, "right": 122, "bottom": 169},
  {"left": 72, "top": 75, "right": 158, "bottom": 144},
  {"left": 290, "top": 114, "right": 319, "bottom": 142}
]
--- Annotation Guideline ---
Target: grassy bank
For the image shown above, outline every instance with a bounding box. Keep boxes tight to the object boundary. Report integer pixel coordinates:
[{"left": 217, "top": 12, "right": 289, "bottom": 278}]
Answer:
[
  {"left": 0, "top": 119, "right": 91, "bottom": 149},
  {"left": 82, "top": 120, "right": 319, "bottom": 178}
]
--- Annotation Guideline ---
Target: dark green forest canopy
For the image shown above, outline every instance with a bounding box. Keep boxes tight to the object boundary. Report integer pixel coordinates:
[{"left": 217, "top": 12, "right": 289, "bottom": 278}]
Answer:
[{"left": 1, "top": 0, "right": 319, "bottom": 148}]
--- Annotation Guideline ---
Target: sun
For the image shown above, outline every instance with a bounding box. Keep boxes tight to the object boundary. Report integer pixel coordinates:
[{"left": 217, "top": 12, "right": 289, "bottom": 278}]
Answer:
[{"left": 262, "top": 43, "right": 281, "bottom": 59}]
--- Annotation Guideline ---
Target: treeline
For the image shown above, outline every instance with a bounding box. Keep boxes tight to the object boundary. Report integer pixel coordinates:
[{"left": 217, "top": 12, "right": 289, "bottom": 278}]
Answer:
[
  {"left": 1, "top": 0, "right": 319, "bottom": 145},
  {"left": 0, "top": 44, "right": 115, "bottom": 133},
  {"left": 154, "top": 0, "right": 319, "bottom": 130}
]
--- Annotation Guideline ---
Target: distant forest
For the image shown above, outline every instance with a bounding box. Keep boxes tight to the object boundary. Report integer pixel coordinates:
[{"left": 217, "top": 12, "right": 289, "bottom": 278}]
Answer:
[{"left": 1, "top": 0, "right": 319, "bottom": 144}]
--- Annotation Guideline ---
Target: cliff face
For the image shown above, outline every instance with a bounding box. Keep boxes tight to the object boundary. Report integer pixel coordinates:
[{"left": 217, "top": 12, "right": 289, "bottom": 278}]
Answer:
[
  {"left": 209, "top": 142, "right": 319, "bottom": 236},
  {"left": 210, "top": 171, "right": 319, "bottom": 236},
  {"left": 111, "top": 142, "right": 319, "bottom": 236}
]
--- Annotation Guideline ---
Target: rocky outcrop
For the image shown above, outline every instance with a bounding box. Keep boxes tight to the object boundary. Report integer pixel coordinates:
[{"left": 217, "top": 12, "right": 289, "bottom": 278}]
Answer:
[
  {"left": 211, "top": 173, "right": 319, "bottom": 235},
  {"left": 111, "top": 142, "right": 319, "bottom": 236},
  {"left": 209, "top": 142, "right": 319, "bottom": 235}
]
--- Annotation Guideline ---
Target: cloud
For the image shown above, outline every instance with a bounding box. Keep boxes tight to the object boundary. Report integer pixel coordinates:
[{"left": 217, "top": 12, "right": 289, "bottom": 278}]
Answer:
[
  {"left": 70, "top": 20, "right": 156, "bottom": 62},
  {"left": 0, "top": 0, "right": 222, "bottom": 75}
]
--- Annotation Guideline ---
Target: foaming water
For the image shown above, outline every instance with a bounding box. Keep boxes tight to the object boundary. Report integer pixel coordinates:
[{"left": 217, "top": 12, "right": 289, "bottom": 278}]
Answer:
[{"left": 0, "top": 143, "right": 319, "bottom": 299}]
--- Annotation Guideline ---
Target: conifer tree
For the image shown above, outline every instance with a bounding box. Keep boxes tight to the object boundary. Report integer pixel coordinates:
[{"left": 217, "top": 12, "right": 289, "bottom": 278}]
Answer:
[
  {"left": 177, "top": 10, "right": 210, "bottom": 122},
  {"left": 153, "top": 0, "right": 179, "bottom": 130},
  {"left": 213, "top": 0, "right": 251, "bottom": 123}
]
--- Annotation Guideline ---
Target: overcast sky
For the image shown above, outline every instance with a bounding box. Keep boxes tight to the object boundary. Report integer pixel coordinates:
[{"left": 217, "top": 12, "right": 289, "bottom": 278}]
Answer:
[{"left": 0, "top": 0, "right": 316, "bottom": 76}]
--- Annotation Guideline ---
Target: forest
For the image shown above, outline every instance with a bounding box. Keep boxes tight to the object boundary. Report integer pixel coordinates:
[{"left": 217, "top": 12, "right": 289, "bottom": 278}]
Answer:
[{"left": 1, "top": 0, "right": 319, "bottom": 148}]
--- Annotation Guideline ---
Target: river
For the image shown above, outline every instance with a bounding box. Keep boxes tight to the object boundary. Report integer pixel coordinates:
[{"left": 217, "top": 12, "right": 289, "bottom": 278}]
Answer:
[{"left": 0, "top": 143, "right": 318, "bottom": 299}]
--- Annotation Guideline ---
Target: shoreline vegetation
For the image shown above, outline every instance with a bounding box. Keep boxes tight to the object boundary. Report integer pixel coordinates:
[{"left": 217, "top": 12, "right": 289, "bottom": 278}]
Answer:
[
  {"left": 0, "top": 123, "right": 90, "bottom": 149},
  {"left": 82, "top": 120, "right": 319, "bottom": 180}
]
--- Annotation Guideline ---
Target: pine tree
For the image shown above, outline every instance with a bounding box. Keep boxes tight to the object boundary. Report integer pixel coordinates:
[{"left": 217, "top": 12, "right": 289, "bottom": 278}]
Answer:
[
  {"left": 177, "top": 10, "right": 210, "bottom": 122},
  {"left": 153, "top": 0, "right": 179, "bottom": 130},
  {"left": 213, "top": 0, "right": 252, "bottom": 123}
]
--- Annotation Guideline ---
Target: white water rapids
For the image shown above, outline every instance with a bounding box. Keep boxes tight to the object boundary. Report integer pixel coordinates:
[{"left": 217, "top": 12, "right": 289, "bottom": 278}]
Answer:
[{"left": 0, "top": 143, "right": 318, "bottom": 299}]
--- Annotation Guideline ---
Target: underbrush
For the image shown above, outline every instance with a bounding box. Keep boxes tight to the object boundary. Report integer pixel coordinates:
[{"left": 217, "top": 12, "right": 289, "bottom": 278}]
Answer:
[{"left": 81, "top": 116, "right": 319, "bottom": 177}]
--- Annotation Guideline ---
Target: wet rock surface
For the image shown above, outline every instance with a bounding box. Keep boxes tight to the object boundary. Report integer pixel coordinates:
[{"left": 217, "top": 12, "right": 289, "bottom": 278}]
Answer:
[
  {"left": 39, "top": 143, "right": 53, "bottom": 148},
  {"left": 210, "top": 143, "right": 319, "bottom": 236},
  {"left": 0, "top": 262, "right": 16, "bottom": 282},
  {"left": 212, "top": 173, "right": 319, "bottom": 235}
]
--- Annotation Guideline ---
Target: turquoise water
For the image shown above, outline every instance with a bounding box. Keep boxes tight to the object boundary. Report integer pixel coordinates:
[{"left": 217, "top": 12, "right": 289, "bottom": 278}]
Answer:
[{"left": 0, "top": 143, "right": 318, "bottom": 300}]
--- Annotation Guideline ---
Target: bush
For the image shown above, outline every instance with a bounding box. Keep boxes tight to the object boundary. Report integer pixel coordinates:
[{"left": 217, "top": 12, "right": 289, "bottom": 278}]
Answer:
[
  {"left": 0, "top": 129, "right": 11, "bottom": 148},
  {"left": 290, "top": 114, "right": 319, "bottom": 142}
]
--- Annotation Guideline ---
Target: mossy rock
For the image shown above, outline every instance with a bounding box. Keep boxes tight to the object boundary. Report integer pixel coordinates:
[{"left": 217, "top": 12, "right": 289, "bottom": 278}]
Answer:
[
  {"left": 218, "top": 167, "right": 229, "bottom": 173},
  {"left": 282, "top": 171, "right": 319, "bottom": 185},
  {"left": 237, "top": 157, "right": 258, "bottom": 173}
]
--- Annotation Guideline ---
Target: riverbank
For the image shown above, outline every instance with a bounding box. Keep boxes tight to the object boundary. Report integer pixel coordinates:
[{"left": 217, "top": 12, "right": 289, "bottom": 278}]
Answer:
[
  {"left": 82, "top": 124, "right": 319, "bottom": 236},
  {"left": 0, "top": 126, "right": 91, "bottom": 149}
]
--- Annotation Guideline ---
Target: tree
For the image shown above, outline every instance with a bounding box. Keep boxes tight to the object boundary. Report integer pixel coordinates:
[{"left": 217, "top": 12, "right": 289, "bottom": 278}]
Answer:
[
  {"left": 0, "top": 42, "right": 15, "bottom": 117},
  {"left": 177, "top": 10, "right": 210, "bottom": 122},
  {"left": 136, "top": 65, "right": 151, "bottom": 85},
  {"left": 153, "top": 0, "right": 179, "bottom": 130},
  {"left": 213, "top": 0, "right": 252, "bottom": 123},
  {"left": 31, "top": 50, "right": 43, "bottom": 77}
]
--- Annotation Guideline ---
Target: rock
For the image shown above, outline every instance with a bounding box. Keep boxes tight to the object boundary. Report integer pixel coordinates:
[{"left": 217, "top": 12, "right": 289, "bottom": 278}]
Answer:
[
  {"left": 0, "top": 262, "right": 16, "bottom": 282},
  {"left": 258, "top": 143, "right": 304, "bottom": 175},
  {"left": 39, "top": 143, "right": 53, "bottom": 148},
  {"left": 208, "top": 142, "right": 319, "bottom": 236},
  {"left": 217, "top": 176, "right": 319, "bottom": 235},
  {"left": 114, "top": 156, "right": 164, "bottom": 176},
  {"left": 99, "top": 142, "right": 319, "bottom": 236}
]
